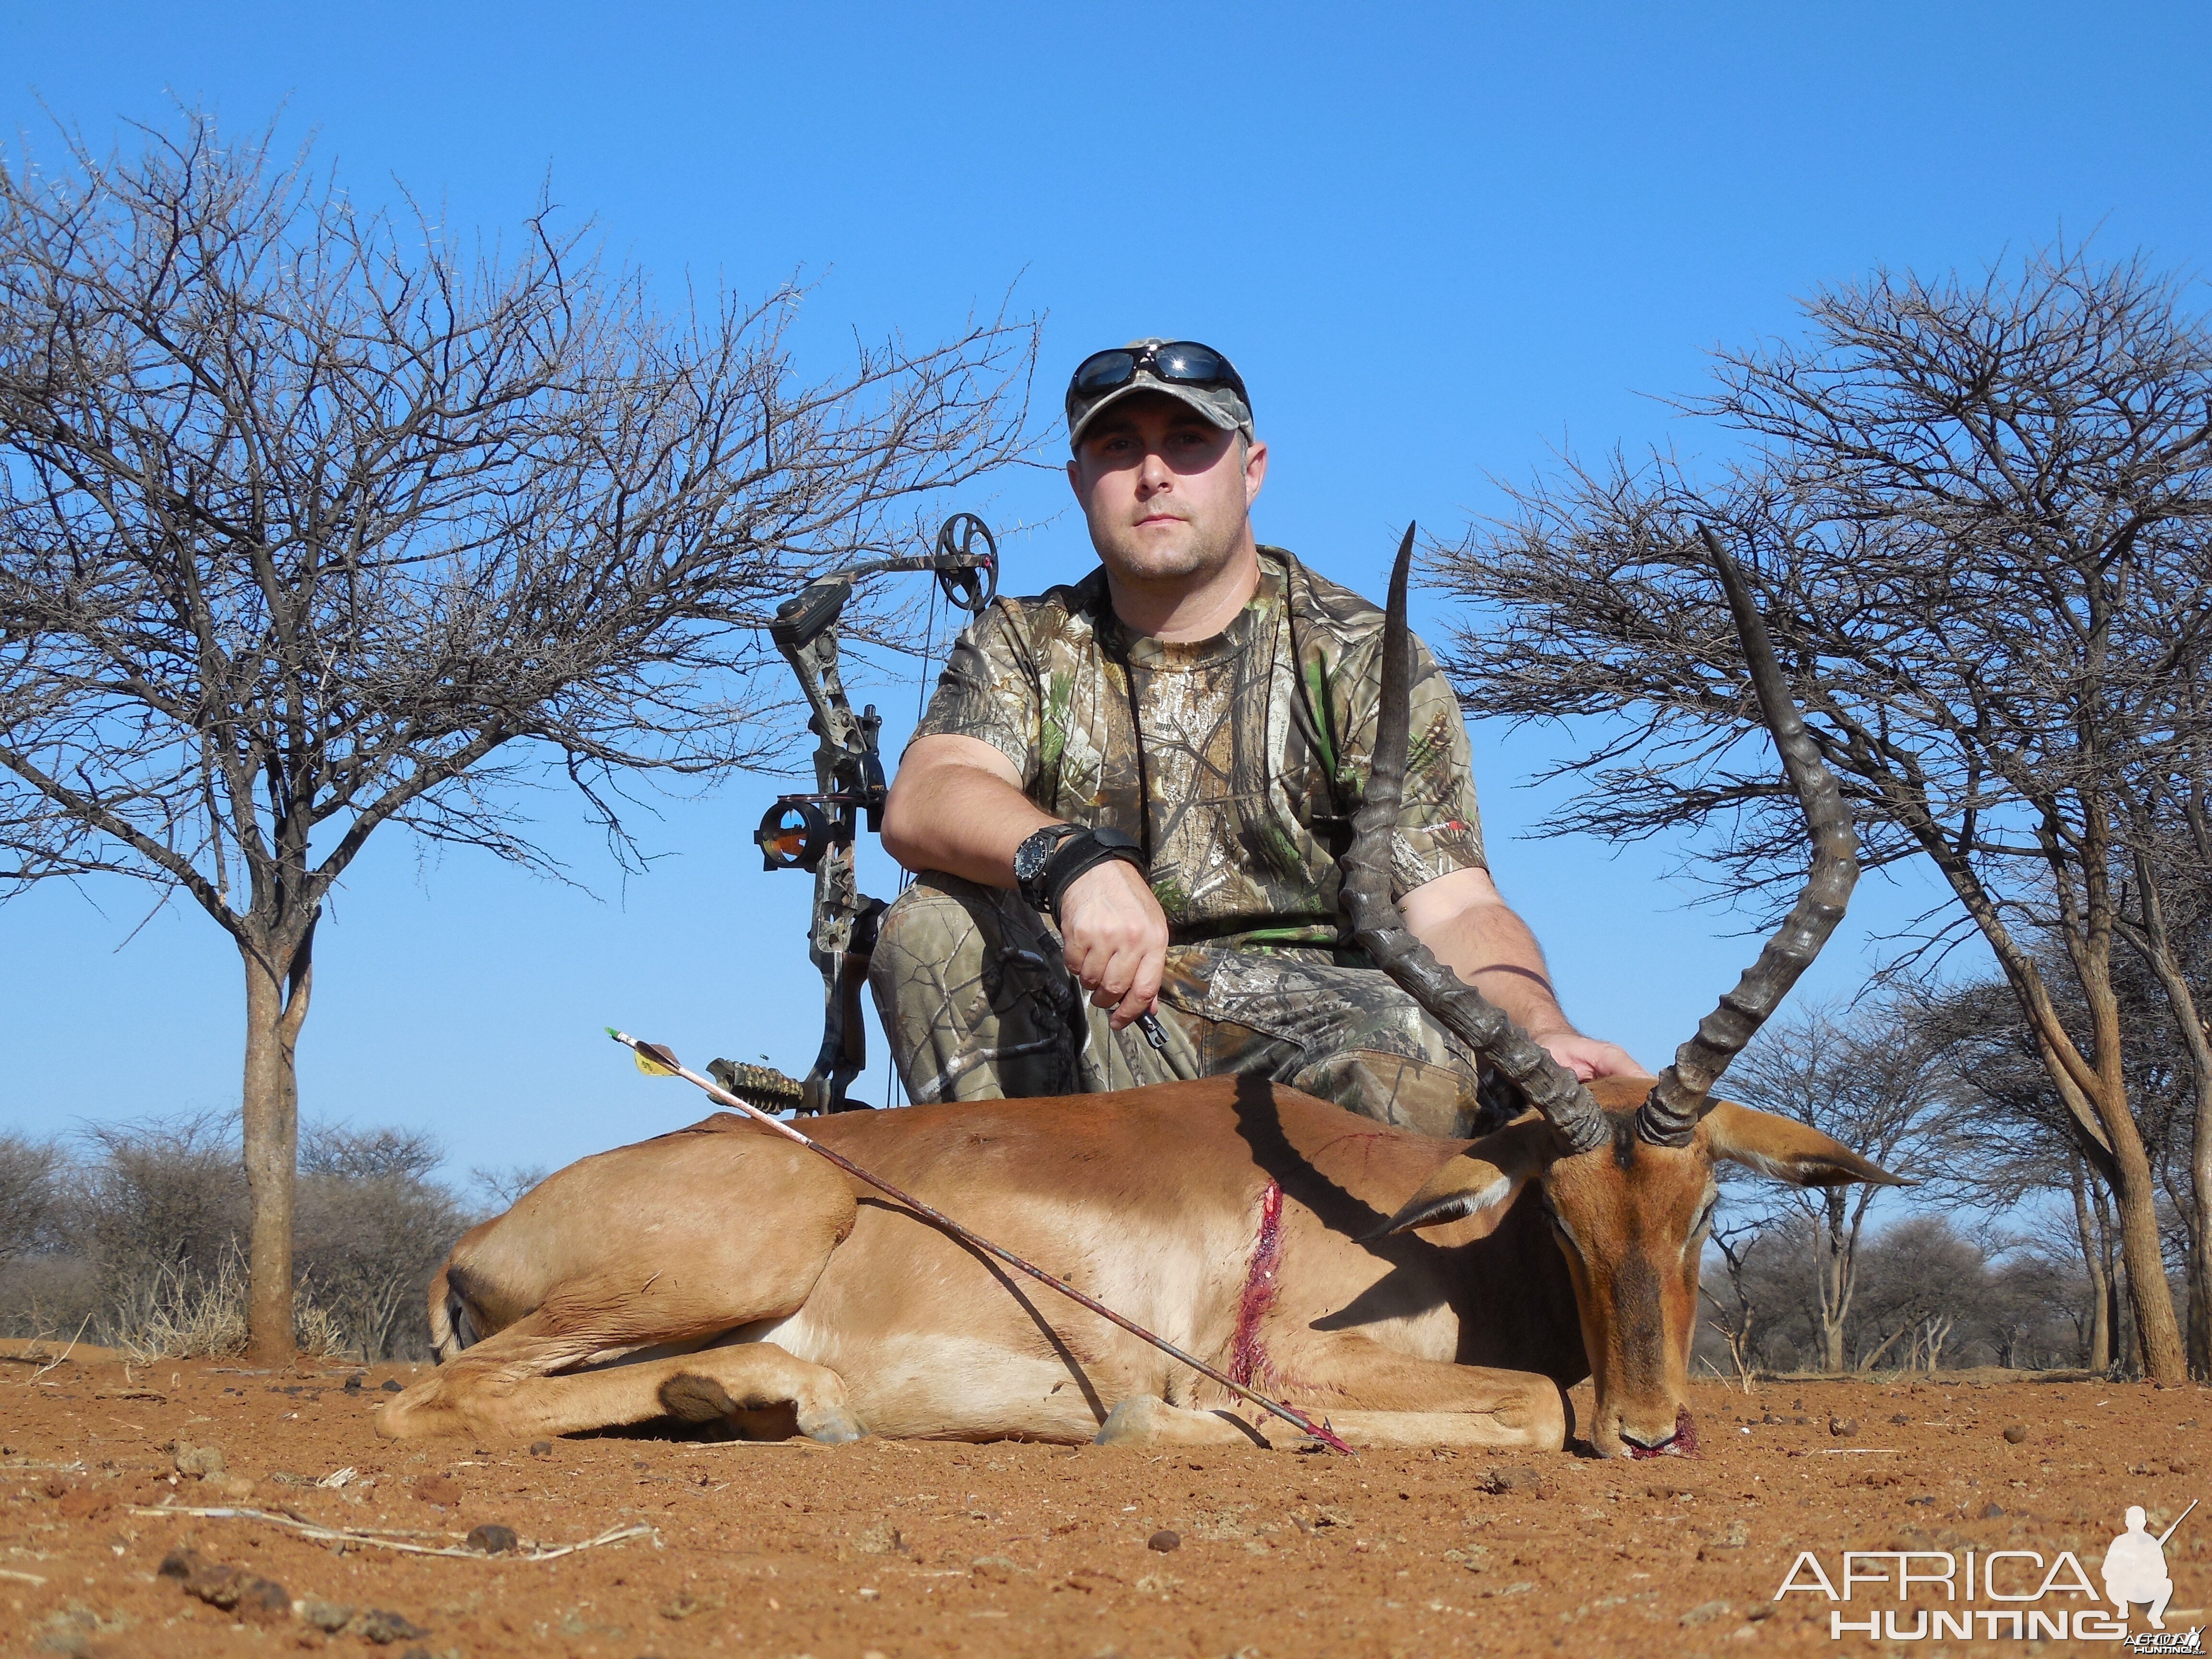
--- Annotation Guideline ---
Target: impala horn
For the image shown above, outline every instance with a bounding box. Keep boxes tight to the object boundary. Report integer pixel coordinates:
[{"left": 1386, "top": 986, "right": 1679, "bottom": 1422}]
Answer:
[
  {"left": 1340, "top": 524, "right": 1610, "bottom": 1156},
  {"left": 1634, "top": 526, "right": 1860, "bottom": 1147}
]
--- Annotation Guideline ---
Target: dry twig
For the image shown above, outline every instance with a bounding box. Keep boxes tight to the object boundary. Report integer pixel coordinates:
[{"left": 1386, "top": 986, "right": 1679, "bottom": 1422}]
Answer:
[{"left": 128, "top": 1505, "right": 652, "bottom": 1561}]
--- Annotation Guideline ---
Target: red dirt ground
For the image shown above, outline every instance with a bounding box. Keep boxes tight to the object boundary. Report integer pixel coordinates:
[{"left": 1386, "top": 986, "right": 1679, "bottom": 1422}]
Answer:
[{"left": 4, "top": 1352, "right": 2206, "bottom": 1658}]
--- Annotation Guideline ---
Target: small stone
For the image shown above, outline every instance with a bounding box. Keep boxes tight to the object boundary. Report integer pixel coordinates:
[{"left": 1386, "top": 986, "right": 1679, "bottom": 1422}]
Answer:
[
  {"left": 172, "top": 1441, "right": 226, "bottom": 1479},
  {"left": 854, "top": 1519, "right": 907, "bottom": 1556},
  {"left": 1147, "top": 1529, "right": 1182, "bottom": 1552},
  {"left": 352, "top": 1608, "right": 429, "bottom": 1645},
  {"left": 1828, "top": 1416, "right": 1858, "bottom": 1438},
  {"left": 2002, "top": 1423, "right": 2028, "bottom": 1444},
  {"left": 411, "top": 1474, "right": 462, "bottom": 1506},
  {"left": 1484, "top": 1465, "right": 1545, "bottom": 1495},
  {"left": 234, "top": 1576, "right": 291, "bottom": 1624},
  {"left": 1888, "top": 1412, "right": 1911, "bottom": 1425},
  {"left": 465, "top": 1523, "right": 519, "bottom": 1555},
  {"left": 1681, "top": 1599, "right": 1732, "bottom": 1626},
  {"left": 659, "top": 1590, "right": 722, "bottom": 1620},
  {"left": 1981, "top": 1503, "right": 2006, "bottom": 1519},
  {"left": 972, "top": 1555, "right": 1023, "bottom": 1581},
  {"left": 159, "top": 1545, "right": 246, "bottom": 1608},
  {"left": 529, "top": 1440, "right": 553, "bottom": 1457},
  {"left": 342, "top": 1374, "right": 364, "bottom": 1394},
  {"left": 299, "top": 1599, "right": 355, "bottom": 1633},
  {"left": 379, "top": 1379, "right": 403, "bottom": 1394}
]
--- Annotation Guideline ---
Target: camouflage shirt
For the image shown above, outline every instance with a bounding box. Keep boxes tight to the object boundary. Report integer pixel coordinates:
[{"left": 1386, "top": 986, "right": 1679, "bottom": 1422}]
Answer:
[{"left": 908, "top": 547, "right": 1487, "bottom": 955}]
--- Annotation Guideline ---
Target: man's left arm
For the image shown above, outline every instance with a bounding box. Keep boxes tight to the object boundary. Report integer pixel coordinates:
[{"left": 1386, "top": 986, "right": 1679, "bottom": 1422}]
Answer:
[{"left": 1397, "top": 865, "right": 1648, "bottom": 1083}]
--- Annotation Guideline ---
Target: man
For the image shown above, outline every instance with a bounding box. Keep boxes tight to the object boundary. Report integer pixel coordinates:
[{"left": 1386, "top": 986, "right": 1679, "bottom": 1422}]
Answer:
[{"left": 872, "top": 338, "right": 1641, "bottom": 1132}]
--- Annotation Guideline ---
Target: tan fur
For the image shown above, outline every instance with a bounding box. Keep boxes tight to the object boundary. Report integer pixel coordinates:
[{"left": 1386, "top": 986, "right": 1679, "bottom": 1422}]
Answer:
[{"left": 378, "top": 1074, "right": 1895, "bottom": 1455}]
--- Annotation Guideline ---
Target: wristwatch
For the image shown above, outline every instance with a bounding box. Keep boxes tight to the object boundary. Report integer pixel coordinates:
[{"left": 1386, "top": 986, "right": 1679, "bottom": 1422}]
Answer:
[
  {"left": 1014, "top": 824, "right": 1148, "bottom": 920},
  {"left": 1013, "top": 824, "right": 1082, "bottom": 913}
]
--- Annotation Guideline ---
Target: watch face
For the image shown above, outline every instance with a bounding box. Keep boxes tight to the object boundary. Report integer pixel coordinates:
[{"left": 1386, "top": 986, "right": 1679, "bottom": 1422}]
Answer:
[{"left": 1013, "top": 831, "right": 1057, "bottom": 882}]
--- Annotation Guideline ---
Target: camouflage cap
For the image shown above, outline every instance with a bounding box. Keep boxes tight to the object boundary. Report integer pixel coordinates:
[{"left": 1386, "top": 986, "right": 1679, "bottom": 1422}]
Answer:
[{"left": 1066, "top": 337, "right": 1255, "bottom": 450}]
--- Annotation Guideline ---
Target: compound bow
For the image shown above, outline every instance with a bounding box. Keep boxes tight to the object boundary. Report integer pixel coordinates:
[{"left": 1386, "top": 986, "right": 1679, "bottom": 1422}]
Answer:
[{"left": 709, "top": 514, "right": 998, "bottom": 1116}]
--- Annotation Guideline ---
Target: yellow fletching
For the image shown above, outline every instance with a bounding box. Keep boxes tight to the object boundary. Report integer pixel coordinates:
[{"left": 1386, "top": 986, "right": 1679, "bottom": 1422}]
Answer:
[{"left": 633, "top": 1050, "right": 678, "bottom": 1078}]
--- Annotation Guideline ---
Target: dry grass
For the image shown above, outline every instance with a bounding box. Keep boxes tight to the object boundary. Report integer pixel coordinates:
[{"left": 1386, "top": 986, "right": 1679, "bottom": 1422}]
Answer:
[{"left": 118, "top": 1246, "right": 346, "bottom": 1363}]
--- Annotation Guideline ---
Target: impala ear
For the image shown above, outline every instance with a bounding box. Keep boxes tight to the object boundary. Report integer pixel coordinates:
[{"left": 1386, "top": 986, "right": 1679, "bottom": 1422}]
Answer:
[
  {"left": 1699, "top": 1100, "right": 1909, "bottom": 1188},
  {"left": 1370, "top": 1117, "right": 1555, "bottom": 1239}
]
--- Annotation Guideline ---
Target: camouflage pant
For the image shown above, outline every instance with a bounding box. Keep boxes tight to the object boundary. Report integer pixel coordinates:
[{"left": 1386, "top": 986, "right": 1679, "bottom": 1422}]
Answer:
[{"left": 866, "top": 872, "right": 1493, "bottom": 1137}]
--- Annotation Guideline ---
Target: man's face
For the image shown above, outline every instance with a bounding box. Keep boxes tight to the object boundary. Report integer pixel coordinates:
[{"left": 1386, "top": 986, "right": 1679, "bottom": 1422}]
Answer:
[{"left": 1065, "top": 392, "right": 1266, "bottom": 583}]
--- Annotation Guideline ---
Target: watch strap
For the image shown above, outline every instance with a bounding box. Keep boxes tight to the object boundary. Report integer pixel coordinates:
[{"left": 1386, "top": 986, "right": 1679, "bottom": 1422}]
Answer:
[{"left": 1038, "top": 825, "right": 1147, "bottom": 921}]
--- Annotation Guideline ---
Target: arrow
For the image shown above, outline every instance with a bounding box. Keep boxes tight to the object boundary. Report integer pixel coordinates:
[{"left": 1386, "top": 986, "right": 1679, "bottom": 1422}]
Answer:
[{"left": 605, "top": 1026, "right": 1354, "bottom": 1455}]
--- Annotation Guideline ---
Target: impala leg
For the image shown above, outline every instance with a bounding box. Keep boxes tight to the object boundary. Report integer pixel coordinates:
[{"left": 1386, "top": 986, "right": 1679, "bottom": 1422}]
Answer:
[
  {"left": 391, "top": 1337, "right": 862, "bottom": 1443},
  {"left": 1241, "top": 1340, "right": 1569, "bottom": 1451},
  {"left": 377, "top": 1126, "right": 859, "bottom": 1443},
  {"left": 1094, "top": 1395, "right": 1269, "bottom": 1447}
]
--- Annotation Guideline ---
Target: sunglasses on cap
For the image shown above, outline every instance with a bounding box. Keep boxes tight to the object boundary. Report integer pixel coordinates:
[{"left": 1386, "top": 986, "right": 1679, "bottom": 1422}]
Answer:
[{"left": 1064, "top": 340, "right": 1250, "bottom": 416}]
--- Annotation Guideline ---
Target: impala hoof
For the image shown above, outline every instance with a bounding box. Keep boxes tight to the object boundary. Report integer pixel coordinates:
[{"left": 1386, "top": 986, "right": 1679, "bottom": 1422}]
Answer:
[
  {"left": 1094, "top": 1395, "right": 1170, "bottom": 1444},
  {"left": 799, "top": 1406, "right": 865, "bottom": 1444}
]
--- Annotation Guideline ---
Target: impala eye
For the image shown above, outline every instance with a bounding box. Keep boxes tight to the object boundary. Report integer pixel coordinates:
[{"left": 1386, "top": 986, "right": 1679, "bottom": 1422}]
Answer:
[{"left": 1539, "top": 1198, "right": 1579, "bottom": 1252}]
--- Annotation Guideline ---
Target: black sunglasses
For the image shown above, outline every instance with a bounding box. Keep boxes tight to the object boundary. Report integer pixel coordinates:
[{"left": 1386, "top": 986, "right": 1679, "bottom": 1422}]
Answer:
[{"left": 1065, "top": 340, "right": 1249, "bottom": 417}]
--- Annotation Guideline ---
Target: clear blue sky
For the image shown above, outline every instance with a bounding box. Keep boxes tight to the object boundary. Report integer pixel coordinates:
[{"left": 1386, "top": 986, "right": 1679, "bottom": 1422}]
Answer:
[{"left": 7, "top": 2, "right": 2210, "bottom": 1184}]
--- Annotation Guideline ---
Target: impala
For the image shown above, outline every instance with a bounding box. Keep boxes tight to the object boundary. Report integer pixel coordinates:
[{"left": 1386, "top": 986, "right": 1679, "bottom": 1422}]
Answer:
[{"left": 380, "top": 530, "right": 1899, "bottom": 1457}]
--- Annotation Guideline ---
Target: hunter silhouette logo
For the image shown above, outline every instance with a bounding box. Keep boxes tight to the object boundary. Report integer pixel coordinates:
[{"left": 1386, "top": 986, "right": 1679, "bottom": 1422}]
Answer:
[
  {"left": 1776, "top": 1492, "right": 2200, "bottom": 1644},
  {"left": 2105, "top": 1501, "right": 2190, "bottom": 1630}
]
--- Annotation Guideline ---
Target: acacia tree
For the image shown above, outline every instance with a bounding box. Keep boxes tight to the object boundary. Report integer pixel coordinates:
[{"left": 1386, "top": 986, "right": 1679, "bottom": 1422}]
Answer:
[
  {"left": 1930, "top": 975, "right": 2126, "bottom": 1367},
  {"left": 1698, "top": 1219, "right": 1766, "bottom": 1389},
  {"left": 2112, "top": 747, "right": 2212, "bottom": 1368},
  {"left": 0, "top": 116, "right": 1035, "bottom": 1362},
  {"left": 1433, "top": 246, "right": 2212, "bottom": 1381},
  {"left": 1935, "top": 951, "right": 2200, "bottom": 1373}
]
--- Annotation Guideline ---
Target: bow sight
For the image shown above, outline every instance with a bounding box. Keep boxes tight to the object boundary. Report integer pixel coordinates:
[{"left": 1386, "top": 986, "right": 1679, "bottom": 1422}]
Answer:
[{"left": 721, "top": 514, "right": 998, "bottom": 1116}]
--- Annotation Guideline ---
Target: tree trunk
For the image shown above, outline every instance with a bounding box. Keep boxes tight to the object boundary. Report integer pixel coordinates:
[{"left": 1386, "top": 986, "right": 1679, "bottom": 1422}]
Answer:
[
  {"left": 2119, "top": 1284, "right": 2140, "bottom": 1376},
  {"left": 2120, "top": 857, "right": 2212, "bottom": 1380},
  {"left": 1816, "top": 1194, "right": 1850, "bottom": 1373},
  {"left": 2106, "top": 1120, "right": 2181, "bottom": 1380},
  {"left": 2073, "top": 1160, "right": 2113, "bottom": 1372},
  {"left": 238, "top": 917, "right": 315, "bottom": 1365},
  {"left": 2070, "top": 810, "right": 2189, "bottom": 1382}
]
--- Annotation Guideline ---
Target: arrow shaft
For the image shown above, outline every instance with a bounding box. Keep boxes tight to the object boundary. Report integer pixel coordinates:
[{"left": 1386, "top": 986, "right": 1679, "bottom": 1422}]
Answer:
[{"left": 609, "top": 1031, "right": 1352, "bottom": 1455}]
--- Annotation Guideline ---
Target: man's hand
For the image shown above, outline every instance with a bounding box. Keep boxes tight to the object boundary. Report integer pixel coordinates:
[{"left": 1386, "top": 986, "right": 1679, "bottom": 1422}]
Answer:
[
  {"left": 1526, "top": 1029, "right": 1649, "bottom": 1083},
  {"left": 1400, "top": 865, "right": 1648, "bottom": 1082},
  {"left": 1058, "top": 859, "right": 1169, "bottom": 1030}
]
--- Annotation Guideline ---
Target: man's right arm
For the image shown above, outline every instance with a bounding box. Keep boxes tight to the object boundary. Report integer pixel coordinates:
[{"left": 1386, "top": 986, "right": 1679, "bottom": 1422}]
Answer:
[
  {"left": 881, "top": 734, "right": 1168, "bottom": 1028},
  {"left": 881, "top": 733, "right": 1058, "bottom": 883}
]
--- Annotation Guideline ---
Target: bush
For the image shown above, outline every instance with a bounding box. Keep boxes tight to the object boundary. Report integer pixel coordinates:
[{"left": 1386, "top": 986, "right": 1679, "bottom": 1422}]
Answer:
[
  {"left": 0, "top": 1116, "right": 473, "bottom": 1361},
  {"left": 120, "top": 1243, "right": 346, "bottom": 1363}
]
